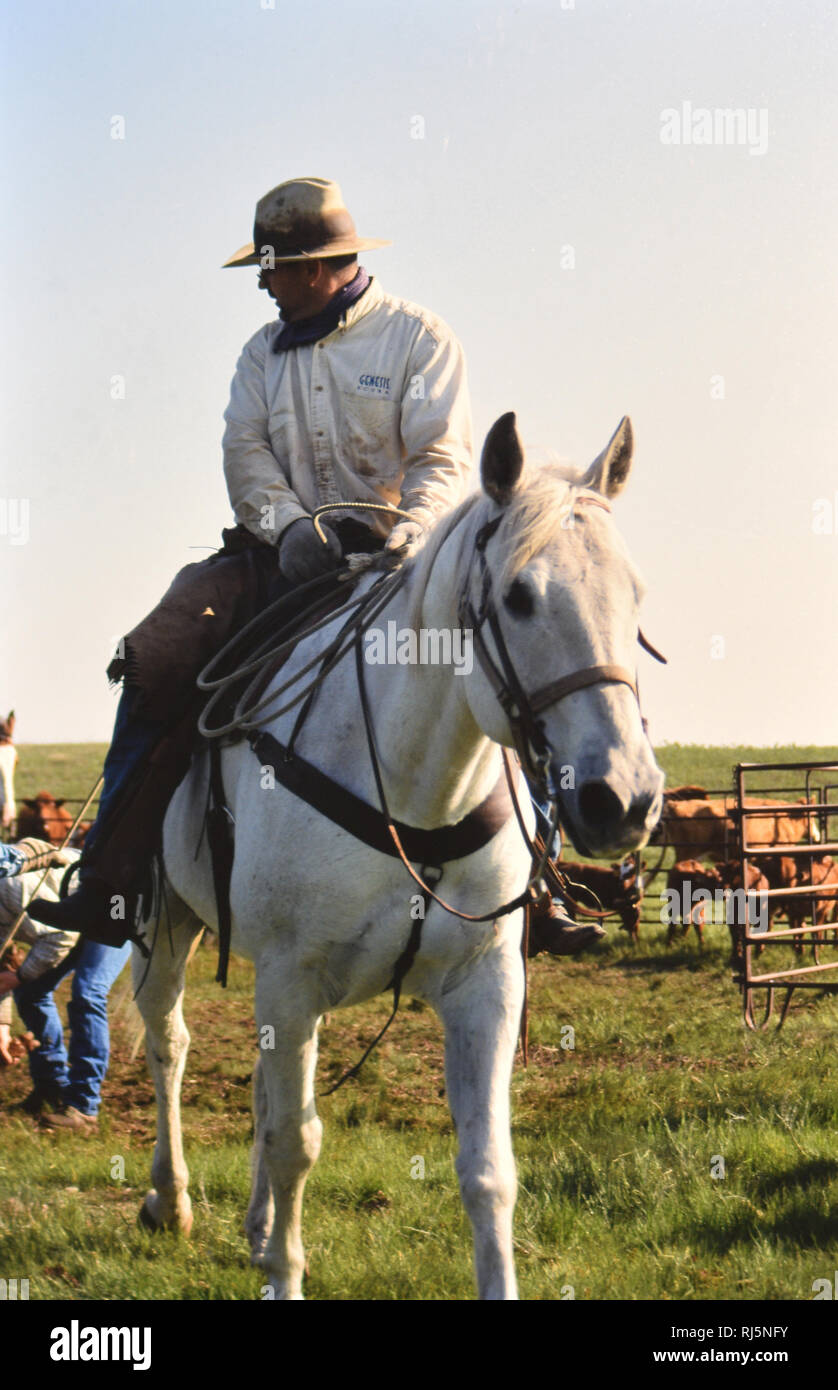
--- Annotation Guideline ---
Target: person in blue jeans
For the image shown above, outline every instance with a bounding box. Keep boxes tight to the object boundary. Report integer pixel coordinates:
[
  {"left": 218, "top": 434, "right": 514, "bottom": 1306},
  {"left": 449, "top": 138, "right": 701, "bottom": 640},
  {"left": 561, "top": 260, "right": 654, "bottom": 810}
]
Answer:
[
  {"left": 13, "top": 939, "right": 131, "bottom": 1131},
  {"left": 0, "top": 843, "right": 130, "bottom": 1132}
]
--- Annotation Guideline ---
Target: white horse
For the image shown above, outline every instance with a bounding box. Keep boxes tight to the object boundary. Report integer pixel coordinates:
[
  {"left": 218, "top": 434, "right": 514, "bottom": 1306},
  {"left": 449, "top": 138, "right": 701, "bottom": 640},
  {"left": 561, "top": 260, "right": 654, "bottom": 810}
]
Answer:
[
  {"left": 134, "top": 413, "right": 664, "bottom": 1300},
  {"left": 0, "top": 711, "right": 17, "bottom": 832}
]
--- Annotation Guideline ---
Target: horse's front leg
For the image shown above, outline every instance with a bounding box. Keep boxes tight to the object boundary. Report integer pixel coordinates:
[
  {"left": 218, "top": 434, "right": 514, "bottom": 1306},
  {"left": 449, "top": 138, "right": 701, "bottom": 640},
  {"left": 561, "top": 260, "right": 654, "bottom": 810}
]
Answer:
[
  {"left": 253, "top": 967, "right": 322, "bottom": 1300},
  {"left": 135, "top": 902, "right": 203, "bottom": 1235},
  {"left": 245, "top": 1053, "right": 274, "bottom": 1264},
  {"left": 438, "top": 931, "right": 524, "bottom": 1300}
]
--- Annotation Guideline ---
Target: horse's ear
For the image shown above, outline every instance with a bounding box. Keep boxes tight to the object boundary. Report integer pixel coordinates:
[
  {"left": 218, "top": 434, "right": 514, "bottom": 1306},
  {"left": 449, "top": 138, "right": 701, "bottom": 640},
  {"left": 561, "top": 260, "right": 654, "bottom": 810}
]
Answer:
[
  {"left": 582, "top": 416, "right": 633, "bottom": 498},
  {"left": 22, "top": 799, "right": 36, "bottom": 810},
  {"left": 54, "top": 799, "right": 66, "bottom": 809},
  {"left": 481, "top": 412, "right": 524, "bottom": 505}
]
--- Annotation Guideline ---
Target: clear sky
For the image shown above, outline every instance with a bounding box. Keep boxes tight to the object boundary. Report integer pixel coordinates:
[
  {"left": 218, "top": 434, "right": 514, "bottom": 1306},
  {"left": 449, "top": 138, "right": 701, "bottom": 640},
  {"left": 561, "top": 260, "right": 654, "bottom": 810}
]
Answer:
[{"left": 1, "top": 0, "right": 836, "bottom": 745}]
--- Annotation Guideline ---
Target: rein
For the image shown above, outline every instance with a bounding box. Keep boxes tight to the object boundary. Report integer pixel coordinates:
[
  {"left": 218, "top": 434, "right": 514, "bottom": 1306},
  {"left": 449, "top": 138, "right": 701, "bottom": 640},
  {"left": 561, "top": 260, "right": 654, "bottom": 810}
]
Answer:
[{"left": 353, "top": 632, "right": 548, "bottom": 924}]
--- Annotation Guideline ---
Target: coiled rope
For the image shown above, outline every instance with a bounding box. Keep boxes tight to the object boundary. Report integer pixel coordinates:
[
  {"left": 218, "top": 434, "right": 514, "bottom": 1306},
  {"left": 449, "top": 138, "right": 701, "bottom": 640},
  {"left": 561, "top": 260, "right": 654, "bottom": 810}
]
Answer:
[{"left": 197, "top": 503, "right": 421, "bottom": 742}]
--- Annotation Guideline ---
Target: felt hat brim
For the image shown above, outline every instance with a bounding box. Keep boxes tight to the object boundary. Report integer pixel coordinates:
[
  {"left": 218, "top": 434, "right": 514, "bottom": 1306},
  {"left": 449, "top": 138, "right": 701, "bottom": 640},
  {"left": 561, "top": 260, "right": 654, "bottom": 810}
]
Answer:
[{"left": 222, "top": 235, "right": 391, "bottom": 268}]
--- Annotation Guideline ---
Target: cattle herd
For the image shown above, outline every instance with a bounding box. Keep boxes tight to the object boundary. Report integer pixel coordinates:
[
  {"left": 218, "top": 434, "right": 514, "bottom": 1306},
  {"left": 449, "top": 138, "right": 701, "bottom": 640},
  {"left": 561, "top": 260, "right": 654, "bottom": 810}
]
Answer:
[
  {"left": 556, "top": 783, "right": 838, "bottom": 963},
  {"left": 658, "top": 785, "right": 838, "bottom": 960}
]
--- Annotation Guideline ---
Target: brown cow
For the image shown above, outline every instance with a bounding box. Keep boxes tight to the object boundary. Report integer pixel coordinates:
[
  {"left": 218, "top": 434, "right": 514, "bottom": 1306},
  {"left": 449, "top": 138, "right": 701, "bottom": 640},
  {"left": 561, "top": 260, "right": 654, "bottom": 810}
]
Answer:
[
  {"left": 778, "top": 854, "right": 838, "bottom": 955},
  {"left": 664, "top": 859, "right": 723, "bottom": 947},
  {"left": 652, "top": 794, "right": 818, "bottom": 865},
  {"left": 559, "top": 856, "right": 645, "bottom": 941},
  {"left": 716, "top": 859, "right": 771, "bottom": 962},
  {"left": 749, "top": 852, "right": 798, "bottom": 934},
  {"left": 17, "top": 792, "right": 74, "bottom": 847},
  {"left": 664, "top": 858, "right": 770, "bottom": 956},
  {"left": 651, "top": 798, "right": 736, "bottom": 862},
  {"left": 741, "top": 799, "right": 821, "bottom": 851}
]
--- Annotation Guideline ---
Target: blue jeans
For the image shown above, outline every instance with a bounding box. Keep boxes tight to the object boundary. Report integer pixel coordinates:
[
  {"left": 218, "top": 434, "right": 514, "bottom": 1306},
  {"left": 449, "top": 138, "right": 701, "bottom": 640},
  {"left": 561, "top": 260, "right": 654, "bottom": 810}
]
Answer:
[
  {"left": 82, "top": 684, "right": 162, "bottom": 862},
  {"left": 14, "top": 939, "right": 131, "bottom": 1115},
  {"left": 533, "top": 795, "right": 559, "bottom": 855}
]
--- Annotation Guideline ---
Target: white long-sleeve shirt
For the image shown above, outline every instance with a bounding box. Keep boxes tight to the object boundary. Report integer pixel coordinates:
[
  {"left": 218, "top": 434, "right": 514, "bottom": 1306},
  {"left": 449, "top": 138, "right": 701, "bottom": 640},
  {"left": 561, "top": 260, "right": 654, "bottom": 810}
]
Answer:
[{"left": 222, "top": 277, "right": 473, "bottom": 545}]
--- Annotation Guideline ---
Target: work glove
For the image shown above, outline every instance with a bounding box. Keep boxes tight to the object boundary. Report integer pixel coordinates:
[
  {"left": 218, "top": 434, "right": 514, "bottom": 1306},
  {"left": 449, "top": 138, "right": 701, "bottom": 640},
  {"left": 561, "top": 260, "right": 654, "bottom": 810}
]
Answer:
[
  {"left": 384, "top": 519, "right": 425, "bottom": 556},
  {"left": 277, "top": 517, "right": 342, "bottom": 584}
]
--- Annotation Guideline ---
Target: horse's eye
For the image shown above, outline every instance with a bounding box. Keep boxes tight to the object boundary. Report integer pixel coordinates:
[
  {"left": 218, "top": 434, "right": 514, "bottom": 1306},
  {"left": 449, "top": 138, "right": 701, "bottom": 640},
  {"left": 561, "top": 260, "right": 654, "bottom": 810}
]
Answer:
[{"left": 503, "top": 579, "right": 534, "bottom": 617}]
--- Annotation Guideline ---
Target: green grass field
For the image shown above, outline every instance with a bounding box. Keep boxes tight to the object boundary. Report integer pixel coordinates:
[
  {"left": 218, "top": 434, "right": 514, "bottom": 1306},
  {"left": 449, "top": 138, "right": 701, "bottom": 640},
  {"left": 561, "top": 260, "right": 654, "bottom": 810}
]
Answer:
[{"left": 2, "top": 743, "right": 838, "bottom": 1301}]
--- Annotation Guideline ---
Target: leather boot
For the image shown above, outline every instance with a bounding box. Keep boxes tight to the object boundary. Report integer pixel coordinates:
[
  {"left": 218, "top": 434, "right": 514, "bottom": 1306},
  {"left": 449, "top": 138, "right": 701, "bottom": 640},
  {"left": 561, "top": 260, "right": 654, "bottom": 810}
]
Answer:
[
  {"left": 528, "top": 893, "right": 606, "bottom": 957},
  {"left": 41, "top": 1105, "right": 99, "bottom": 1134},
  {"left": 26, "top": 874, "right": 143, "bottom": 951},
  {"left": 16, "top": 1081, "right": 68, "bottom": 1115},
  {"left": 26, "top": 699, "right": 199, "bottom": 951}
]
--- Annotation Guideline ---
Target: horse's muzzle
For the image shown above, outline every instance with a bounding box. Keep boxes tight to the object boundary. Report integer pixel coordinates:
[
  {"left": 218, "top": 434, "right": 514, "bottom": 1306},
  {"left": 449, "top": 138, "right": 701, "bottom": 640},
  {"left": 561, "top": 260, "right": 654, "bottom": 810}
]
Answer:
[{"left": 559, "top": 776, "right": 663, "bottom": 857}]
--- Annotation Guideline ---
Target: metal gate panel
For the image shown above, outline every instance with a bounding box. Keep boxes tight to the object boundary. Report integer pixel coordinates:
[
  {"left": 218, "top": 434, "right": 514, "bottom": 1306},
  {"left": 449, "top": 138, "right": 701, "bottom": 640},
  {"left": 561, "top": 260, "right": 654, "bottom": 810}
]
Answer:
[{"left": 733, "top": 760, "right": 838, "bottom": 1029}]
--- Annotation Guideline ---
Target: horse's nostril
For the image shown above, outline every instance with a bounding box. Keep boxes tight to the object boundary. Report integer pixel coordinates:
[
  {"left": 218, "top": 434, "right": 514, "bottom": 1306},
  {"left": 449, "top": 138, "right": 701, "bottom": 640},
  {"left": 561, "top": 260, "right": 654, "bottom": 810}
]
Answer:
[
  {"left": 578, "top": 780, "right": 624, "bottom": 830},
  {"left": 626, "top": 791, "right": 657, "bottom": 829}
]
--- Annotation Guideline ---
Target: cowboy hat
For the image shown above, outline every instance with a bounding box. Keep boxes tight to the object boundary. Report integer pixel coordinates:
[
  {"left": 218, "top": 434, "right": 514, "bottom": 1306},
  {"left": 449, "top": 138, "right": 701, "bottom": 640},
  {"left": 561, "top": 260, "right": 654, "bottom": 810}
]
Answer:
[{"left": 222, "top": 176, "right": 391, "bottom": 268}]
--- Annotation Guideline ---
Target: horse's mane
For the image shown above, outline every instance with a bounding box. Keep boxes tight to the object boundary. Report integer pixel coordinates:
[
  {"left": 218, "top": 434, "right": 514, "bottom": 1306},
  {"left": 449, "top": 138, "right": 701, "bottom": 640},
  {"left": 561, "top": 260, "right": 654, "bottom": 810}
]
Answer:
[{"left": 403, "top": 462, "right": 593, "bottom": 629}]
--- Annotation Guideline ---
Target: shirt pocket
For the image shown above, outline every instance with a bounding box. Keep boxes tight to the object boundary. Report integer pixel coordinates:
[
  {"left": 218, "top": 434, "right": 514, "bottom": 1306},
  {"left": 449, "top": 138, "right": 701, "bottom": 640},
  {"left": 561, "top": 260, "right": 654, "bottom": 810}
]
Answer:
[{"left": 340, "top": 391, "right": 402, "bottom": 480}]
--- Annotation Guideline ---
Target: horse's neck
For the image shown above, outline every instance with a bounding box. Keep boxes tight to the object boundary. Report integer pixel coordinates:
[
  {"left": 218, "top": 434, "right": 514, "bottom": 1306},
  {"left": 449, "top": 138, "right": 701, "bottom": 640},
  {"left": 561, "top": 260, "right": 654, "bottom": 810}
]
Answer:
[
  {"left": 0, "top": 743, "right": 15, "bottom": 780},
  {"left": 358, "top": 553, "right": 500, "bottom": 829},
  {"left": 0, "top": 743, "right": 16, "bottom": 815}
]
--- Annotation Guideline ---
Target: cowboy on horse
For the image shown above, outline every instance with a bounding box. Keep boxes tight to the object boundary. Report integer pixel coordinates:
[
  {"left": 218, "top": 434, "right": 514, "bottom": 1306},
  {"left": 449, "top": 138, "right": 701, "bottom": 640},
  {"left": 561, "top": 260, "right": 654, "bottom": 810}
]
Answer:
[{"left": 22, "top": 177, "right": 598, "bottom": 956}]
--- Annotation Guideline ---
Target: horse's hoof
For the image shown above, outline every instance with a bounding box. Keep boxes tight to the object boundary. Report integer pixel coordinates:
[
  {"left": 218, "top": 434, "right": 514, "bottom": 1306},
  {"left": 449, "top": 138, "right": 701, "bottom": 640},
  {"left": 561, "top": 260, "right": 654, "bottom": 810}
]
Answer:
[
  {"left": 248, "top": 1231, "right": 269, "bottom": 1266},
  {"left": 138, "top": 1194, "right": 193, "bottom": 1237}
]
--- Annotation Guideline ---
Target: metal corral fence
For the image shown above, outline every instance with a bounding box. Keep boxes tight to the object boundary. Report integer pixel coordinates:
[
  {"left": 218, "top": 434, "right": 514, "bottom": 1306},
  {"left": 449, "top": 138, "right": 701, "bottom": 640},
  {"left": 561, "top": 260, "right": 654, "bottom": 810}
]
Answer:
[
  {"left": 730, "top": 760, "right": 838, "bottom": 1029},
  {"left": 1, "top": 793, "right": 102, "bottom": 846}
]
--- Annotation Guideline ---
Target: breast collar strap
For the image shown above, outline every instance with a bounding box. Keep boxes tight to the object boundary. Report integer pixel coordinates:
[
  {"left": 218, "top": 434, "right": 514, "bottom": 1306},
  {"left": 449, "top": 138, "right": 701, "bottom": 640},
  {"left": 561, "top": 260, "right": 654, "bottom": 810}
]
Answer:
[{"left": 458, "top": 498, "right": 640, "bottom": 797}]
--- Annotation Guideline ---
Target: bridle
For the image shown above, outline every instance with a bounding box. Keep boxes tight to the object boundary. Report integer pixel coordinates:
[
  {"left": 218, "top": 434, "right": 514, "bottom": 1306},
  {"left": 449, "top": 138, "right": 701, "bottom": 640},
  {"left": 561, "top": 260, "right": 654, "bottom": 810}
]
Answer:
[{"left": 458, "top": 494, "right": 646, "bottom": 802}]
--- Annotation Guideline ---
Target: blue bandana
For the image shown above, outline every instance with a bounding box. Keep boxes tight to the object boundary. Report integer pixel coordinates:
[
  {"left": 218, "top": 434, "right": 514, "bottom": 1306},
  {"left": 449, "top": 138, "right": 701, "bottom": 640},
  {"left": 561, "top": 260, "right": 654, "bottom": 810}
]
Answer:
[{"left": 272, "top": 267, "right": 371, "bottom": 353}]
